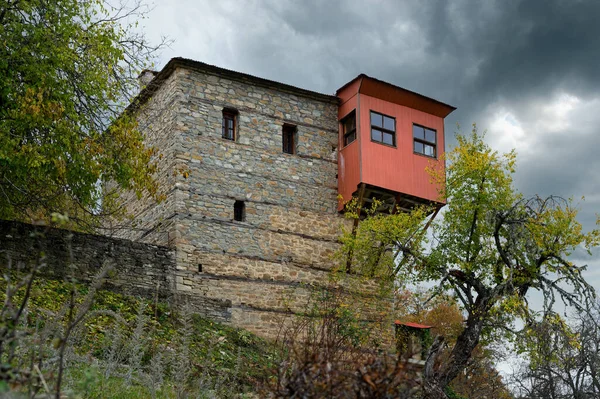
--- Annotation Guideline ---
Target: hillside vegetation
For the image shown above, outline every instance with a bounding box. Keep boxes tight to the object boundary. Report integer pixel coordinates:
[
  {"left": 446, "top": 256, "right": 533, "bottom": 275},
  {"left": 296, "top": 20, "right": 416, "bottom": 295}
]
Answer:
[{"left": 0, "top": 273, "right": 280, "bottom": 398}]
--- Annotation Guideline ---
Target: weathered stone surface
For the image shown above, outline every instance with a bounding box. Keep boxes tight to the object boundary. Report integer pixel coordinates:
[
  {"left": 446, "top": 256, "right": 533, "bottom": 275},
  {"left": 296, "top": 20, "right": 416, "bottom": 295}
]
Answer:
[
  {"left": 0, "top": 217, "right": 382, "bottom": 338},
  {"left": 103, "top": 63, "right": 355, "bottom": 337},
  {"left": 110, "top": 71, "right": 182, "bottom": 245},
  {"left": 0, "top": 220, "right": 225, "bottom": 321},
  {"left": 184, "top": 250, "right": 331, "bottom": 284},
  {"left": 229, "top": 307, "right": 292, "bottom": 339}
]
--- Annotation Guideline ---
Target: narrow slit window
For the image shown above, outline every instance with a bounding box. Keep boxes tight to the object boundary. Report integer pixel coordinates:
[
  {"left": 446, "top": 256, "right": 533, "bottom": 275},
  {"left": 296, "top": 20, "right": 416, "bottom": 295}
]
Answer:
[
  {"left": 282, "top": 124, "right": 297, "bottom": 154},
  {"left": 234, "top": 200, "right": 245, "bottom": 221},
  {"left": 222, "top": 109, "right": 238, "bottom": 141}
]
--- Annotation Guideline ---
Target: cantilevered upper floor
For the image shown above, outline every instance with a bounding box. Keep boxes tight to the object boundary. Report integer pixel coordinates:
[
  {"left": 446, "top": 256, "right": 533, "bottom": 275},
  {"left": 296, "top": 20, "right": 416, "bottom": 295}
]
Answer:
[{"left": 336, "top": 74, "right": 456, "bottom": 213}]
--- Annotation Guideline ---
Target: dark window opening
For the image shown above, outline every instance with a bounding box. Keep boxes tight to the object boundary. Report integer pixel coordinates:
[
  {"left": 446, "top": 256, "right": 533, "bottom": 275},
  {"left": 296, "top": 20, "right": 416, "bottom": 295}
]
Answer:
[
  {"left": 370, "top": 111, "right": 395, "bottom": 146},
  {"left": 198, "top": 264, "right": 203, "bottom": 272},
  {"left": 342, "top": 111, "right": 357, "bottom": 146},
  {"left": 282, "top": 124, "right": 296, "bottom": 154},
  {"left": 222, "top": 109, "right": 238, "bottom": 141},
  {"left": 234, "top": 200, "right": 245, "bottom": 221},
  {"left": 413, "top": 124, "right": 436, "bottom": 157}
]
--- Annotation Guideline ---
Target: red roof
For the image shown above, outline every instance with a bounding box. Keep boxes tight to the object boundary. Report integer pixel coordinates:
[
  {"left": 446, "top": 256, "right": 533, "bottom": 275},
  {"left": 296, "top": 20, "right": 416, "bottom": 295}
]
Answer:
[{"left": 394, "top": 321, "right": 433, "bottom": 329}]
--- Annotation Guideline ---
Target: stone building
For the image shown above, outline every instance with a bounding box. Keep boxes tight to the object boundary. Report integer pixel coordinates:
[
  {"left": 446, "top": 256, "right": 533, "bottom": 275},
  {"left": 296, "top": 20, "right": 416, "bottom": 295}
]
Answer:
[{"left": 117, "top": 58, "right": 455, "bottom": 338}]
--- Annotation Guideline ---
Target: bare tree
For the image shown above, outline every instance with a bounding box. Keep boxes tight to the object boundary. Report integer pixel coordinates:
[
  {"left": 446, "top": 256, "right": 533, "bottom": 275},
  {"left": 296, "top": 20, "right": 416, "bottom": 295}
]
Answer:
[{"left": 511, "top": 303, "right": 600, "bottom": 399}]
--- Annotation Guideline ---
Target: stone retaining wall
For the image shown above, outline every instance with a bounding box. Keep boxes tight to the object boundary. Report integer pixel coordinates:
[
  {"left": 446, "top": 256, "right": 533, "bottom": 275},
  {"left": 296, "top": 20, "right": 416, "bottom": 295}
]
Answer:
[
  {"left": 0, "top": 220, "right": 232, "bottom": 322},
  {"left": 0, "top": 219, "right": 385, "bottom": 339}
]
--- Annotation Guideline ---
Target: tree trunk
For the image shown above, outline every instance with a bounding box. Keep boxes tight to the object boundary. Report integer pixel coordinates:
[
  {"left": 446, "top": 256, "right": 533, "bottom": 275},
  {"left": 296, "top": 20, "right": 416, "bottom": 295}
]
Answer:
[
  {"left": 422, "top": 298, "right": 490, "bottom": 399},
  {"left": 423, "top": 335, "right": 448, "bottom": 399},
  {"left": 423, "top": 381, "right": 449, "bottom": 399}
]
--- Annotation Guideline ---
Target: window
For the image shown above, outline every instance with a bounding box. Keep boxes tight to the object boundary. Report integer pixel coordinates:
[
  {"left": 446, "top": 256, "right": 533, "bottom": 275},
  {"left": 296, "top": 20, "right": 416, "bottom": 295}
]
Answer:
[
  {"left": 370, "top": 111, "right": 395, "bottom": 146},
  {"left": 413, "top": 124, "right": 436, "bottom": 157},
  {"left": 222, "top": 109, "right": 237, "bottom": 141},
  {"left": 233, "top": 200, "right": 245, "bottom": 221},
  {"left": 282, "top": 124, "right": 296, "bottom": 154},
  {"left": 341, "top": 111, "right": 356, "bottom": 146}
]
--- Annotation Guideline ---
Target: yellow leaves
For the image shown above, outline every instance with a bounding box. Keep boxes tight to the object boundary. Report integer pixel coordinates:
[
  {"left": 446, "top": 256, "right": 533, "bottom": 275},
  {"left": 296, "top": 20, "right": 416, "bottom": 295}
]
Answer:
[
  {"left": 18, "top": 87, "right": 65, "bottom": 120},
  {"left": 173, "top": 167, "right": 191, "bottom": 179},
  {"left": 338, "top": 198, "right": 430, "bottom": 283},
  {"left": 525, "top": 196, "right": 600, "bottom": 260},
  {"left": 50, "top": 212, "right": 70, "bottom": 226},
  {"left": 0, "top": 0, "right": 171, "bottom": 225},
  {"left": 441, "top": 126, "right": 518, "bottom": 221},
  {"left": 496, "top": 293, "right": 525, "bottom": 317}
]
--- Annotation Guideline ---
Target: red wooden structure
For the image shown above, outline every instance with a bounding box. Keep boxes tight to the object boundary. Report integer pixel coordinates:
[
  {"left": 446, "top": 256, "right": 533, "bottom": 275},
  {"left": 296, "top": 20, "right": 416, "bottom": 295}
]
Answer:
[{"left": 337, "top": 75, "right": 456, "bottom": 213}]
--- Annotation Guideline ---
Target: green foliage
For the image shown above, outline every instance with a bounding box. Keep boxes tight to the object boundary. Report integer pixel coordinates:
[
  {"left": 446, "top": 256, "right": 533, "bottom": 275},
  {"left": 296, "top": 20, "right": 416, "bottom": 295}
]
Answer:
[
  {"left": 189, "top": 316, "right": 281, "bottom": 387},
  {"left": 432, "top": 127, "right": 598, "bottom": 321},
  {"left": 339, "top": 197, "right": 432, "bottom": 284},
  {"left": 342, "top": 125, "right": 599, "bottom": 397},
  {"left": 0, "top": 0, "right": 163, "bottom": 226},
  {"left": 422, "top": 328, "right": 433, "bottom": 356},
  {"left": 445, "top": 386, "right": 469, "bottom": 399},
  {"left": 350, "top": 126, "right": 599, "bottom": 335},
  {"left": 0, "top": 275, "right": 279, "bottom": 396},
  {"left": 510, "top": 304, "right": 600, "bottom": 398},
  {"left": 427, "top": 127, "right": 519, "bottom": 279}
]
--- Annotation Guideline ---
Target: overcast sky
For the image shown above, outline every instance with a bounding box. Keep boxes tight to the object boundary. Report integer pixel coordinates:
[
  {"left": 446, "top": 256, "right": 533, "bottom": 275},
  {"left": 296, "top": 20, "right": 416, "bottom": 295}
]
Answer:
[{"left": 140, "top": 0, "right": 600, "bottom": 293}]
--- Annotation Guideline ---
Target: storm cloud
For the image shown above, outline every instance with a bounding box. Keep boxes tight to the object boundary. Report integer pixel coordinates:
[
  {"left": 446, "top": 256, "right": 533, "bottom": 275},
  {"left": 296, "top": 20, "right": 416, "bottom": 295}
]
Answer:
[{"left": 141, "top": 0, "right": 600, "bottom": 288}]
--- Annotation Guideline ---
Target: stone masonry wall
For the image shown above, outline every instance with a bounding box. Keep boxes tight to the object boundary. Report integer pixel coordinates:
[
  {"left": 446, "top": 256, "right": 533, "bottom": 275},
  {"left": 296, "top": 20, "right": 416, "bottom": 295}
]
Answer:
[
  {"left": 170, "top": 66, "right": 350, "bottom": 337},
  {"left": 117, "top": 62, "right": 363, "bottom": 338},
  {"left": 0, "top": 220, "right": 232, "bottom": 321},
  {"left": 0, "top": 61, "right": 387, "bottom": 339},
  {"left": 109, "top": 71, "right": 182, "bottom": 246}
]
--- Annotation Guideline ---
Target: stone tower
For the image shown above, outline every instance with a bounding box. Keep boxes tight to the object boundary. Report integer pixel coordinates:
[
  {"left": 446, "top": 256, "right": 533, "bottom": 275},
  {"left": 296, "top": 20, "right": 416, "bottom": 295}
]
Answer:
[
  {"left": 117, "top": 58, "right": 455, "bottom": 338},
  {"left": 118, "top": 58, "right": 347, "bottom": 337}
]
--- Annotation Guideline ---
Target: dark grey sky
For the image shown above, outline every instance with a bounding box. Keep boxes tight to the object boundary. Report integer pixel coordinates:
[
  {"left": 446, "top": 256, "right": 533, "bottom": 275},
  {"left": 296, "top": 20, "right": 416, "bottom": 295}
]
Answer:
[{"left": 142, "top": 0, "right": 600, "bottom": 290}]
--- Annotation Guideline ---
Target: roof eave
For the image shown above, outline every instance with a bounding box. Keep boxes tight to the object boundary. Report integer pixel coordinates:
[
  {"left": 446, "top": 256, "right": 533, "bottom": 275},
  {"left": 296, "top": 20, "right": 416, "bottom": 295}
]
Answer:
[
  {"left": 336, "top": 74, "right": 456, "bottom": 118},
  {"left": 395, "top": 321, "right": 434, "bottom": 329}
]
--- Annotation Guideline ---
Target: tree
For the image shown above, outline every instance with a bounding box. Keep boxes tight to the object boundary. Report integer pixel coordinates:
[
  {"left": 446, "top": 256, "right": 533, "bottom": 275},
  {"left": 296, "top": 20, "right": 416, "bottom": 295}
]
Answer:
[
  {"left": 272, "top": 284, "right": 423, "bottom": 398},
  {"left": 0, "top": 0, "right": 165, "bottom": 228},
  {"left": 342, "top": 126, "right": 600, "bottom": 398},
  {"left": 510, "top": 302, "right": 600, "bottom": 398},
  {"left": 396, "top": 289, "right": 512, "bottom": 399}
]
